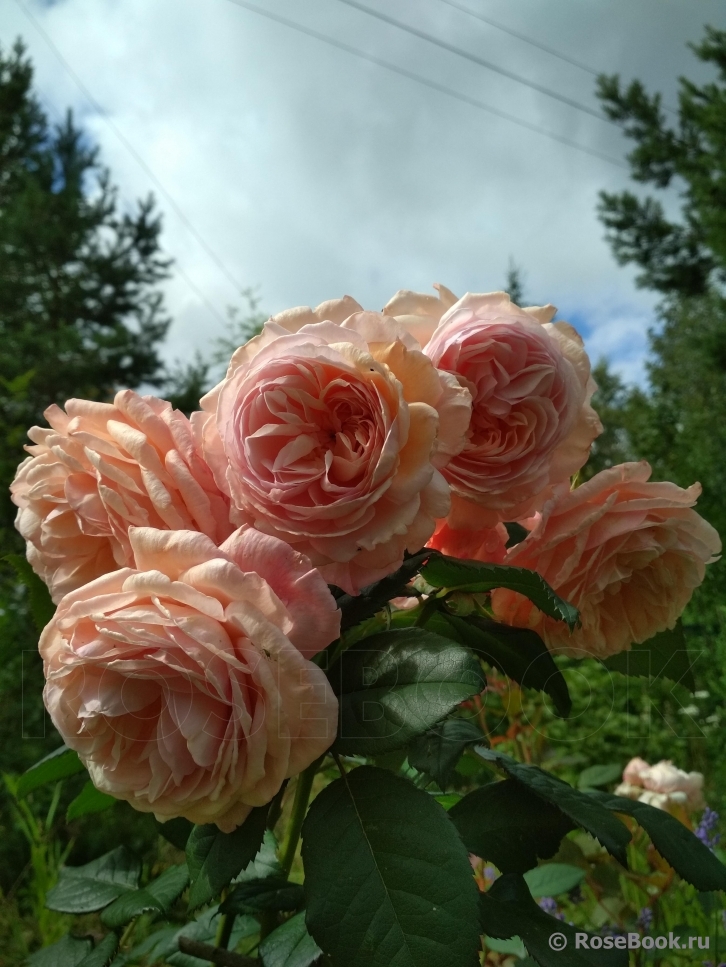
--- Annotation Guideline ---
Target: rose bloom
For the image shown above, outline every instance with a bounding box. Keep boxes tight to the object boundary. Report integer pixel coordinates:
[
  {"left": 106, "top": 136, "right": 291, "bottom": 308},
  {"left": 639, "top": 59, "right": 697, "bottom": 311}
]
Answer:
[
  {"left": 616, "top": 757, "right": 704, "bottom": 812},
  {"left": 491, "top": 462, "right": 721, "bottom": 659},
  {"left": 40, "top": 526, "right": 340, "bottom": 831},
  {"left": 11, "top": 391, "right": 232, "bottom": 603},
  {"left": 428, "top": 518, "right": 508, "bottom": 564},
  {"left": 385, "top": 287, "right": 602, "bottom": 528},
  {"left": 196, "top": 300, "right": 471, "bottom": 594}
]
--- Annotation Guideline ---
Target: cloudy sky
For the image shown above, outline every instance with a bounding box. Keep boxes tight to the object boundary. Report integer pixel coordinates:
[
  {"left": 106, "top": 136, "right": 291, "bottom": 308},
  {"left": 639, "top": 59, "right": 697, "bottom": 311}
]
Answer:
[{"left": 2, "top": 0, "right": 725, "bottom": 385}]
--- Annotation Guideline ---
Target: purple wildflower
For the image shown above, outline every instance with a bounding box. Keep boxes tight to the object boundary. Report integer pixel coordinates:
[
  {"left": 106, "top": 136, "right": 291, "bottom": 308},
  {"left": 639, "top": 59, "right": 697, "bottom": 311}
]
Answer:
[
  {"left": 695, "top": 807, "right": 721, "bottom": 852},
  {"left": 637, "top": 907, "right": 654, "bottom": 931}
]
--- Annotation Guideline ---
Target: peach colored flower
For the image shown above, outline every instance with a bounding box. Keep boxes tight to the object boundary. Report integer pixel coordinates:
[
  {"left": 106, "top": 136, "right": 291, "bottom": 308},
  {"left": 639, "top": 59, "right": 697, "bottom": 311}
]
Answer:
[
  {"left": 389, "top": 288, "right": 602, "bottom": 528},
  {"left": 196, "top": 306, "right": 471, "bottom": 594},
  {"left": 40, "top": 526, "right": 340, "bottom": 831},
  {"left": 491, "top": 462, "right": 721, "bottom": 659},
  {"left": 428, "top": 519, "right": 508, "bottom": 564},
  {"left": 616, "top": 757, "right": 704, "bottom": 812},
  {"left": 11, "top": 392, "right": 232, "bottom": 603}
]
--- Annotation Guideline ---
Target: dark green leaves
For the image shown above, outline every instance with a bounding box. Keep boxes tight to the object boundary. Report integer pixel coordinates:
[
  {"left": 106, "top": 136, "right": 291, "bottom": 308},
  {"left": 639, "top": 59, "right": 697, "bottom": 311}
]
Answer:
[
  {"left": 28, "top": 935, "right": 118, "bottom": 967},
  {"left": 524, "top": 863, "right": 586, "bottom": 898},
  {"left": 259, "top": 911, "right": 323, "bottom": 967},
  {"left": 101, "top": 863, "right": 189, "bottom": 928},
  {"left": 186, "top": 805, "right": 269, "bottom": 909},
  {"left": 407, "top": 718, "right": 483, "bottom": 788},
  {"left": 302, "top": 765, "right": 481, "bottom": 967},
  {"left": 481, "top": 874, "right": 627, "bottom": 967},
  {"left": 603, "top": 622, "right": 695, "bottom": 690},
  {"left": 449, "top": 780, "right": 574, "bottom": 873},
  {"left": 577, "top": 764, "right": 623, "bottom": 790},
  {"left": 476, "top": 748, "right": 631, "bottom": 866},
  {"left": 45, "top": 847, "right": 140, "bottom": 913},
  {"left": 337, "top": 551, "right": 432, "bottom": 633},
  {"left": 17, "top": 745, "right": 86, "bottom": 798},
  {"left": 332, "top": 628, "right": 484, "bottom": 755},
  {"left": 4, "top": 553, "right": 55, "bottom": 631},
  {"left": 220, "top": 876, "right": 304, "bottom": 915},
  {"left": 66, "top": 781, "right": 116, "bottom": 821},
  {"left": 589, "top": 791, "right": 726, "bottom": 891},
  {"left": 77, "top": 934, "right": 119, "bottom": 967},
  {"left": 154, "top": 816, "right": 194, "bottom": 850},
  {"left": 442, "top": 614, "right": 571, "bottom": 717},
  {"left": 420, "top": 556, "right": 579, "bottom": 629}
]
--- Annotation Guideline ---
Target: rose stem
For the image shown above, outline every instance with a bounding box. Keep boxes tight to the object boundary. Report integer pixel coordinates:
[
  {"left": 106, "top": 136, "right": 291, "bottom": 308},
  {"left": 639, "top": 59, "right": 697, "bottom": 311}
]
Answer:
[{"left": 279, "top": 754, "right": 323, "bottom": 879}]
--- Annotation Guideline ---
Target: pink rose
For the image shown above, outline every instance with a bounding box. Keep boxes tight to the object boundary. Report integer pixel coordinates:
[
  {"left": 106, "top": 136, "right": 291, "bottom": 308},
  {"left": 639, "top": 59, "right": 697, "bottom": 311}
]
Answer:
[
  {"left": 389, "top": 288, "right": 602, "bottom": 528},
  {"left": 11, "top": 391, "right": 232, "bottom": 603},
  {"left": 622, "top": 756, "right": 651, "bottom": 786},
  {"left": 40, "top": 526, "right": 340, "bottom": 831},
  {"left": 491, "top": 463, "right": 721, "bottom": 659},
  {"left": 196, "top": 306, "right": 471, "bottom": 594},
  {"left": 641, "top": 761, "right": 704, "bottom": 810},
  {"left": 428, "top": 519, "right": 508, "bottom": 564}
]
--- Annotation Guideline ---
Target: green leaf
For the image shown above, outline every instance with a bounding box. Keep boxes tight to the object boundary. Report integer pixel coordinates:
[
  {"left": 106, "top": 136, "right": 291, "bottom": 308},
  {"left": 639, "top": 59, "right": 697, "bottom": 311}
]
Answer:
[
  {"left": 442, "top": 614, "right": 572, "bottom": 717},
  {"left": 27, "top": 936, "right": 92, "bottom": 967},
  {"left": 237, "top": 829, "right": 282, "bottom": 881},
  {"left": 101, "top": 863, "right": 189, "bottom": 928},
  {"left": 77, "top": 934, "right": 119, "bottom": 967},
  {"left": 45, "top": 847, "right": 140, "bottom": 913},
  {"left": 407, "top": 718, "right": 482, "bottom": 788},
  {"left": 336, "top": 550, "right": 432, "bottom": 633},
  {"left": 121, "top": 907, "right": 258, "bottom": 967},
  {"left": 481, "top": 873, "right": 627, "bottom": 967},
  {"left": 420, "top": 556, "right": 579, "bottom": 629},
  {"left": 259, "top": 911, "right": 323, "bottom": 967},
  {"left": 186, "top": 805, "right": 269, "bottom": 909},
  {"left": 331, "top": 628, "right": 485, "bottom": 755},
  {"left": 302, "top": 765, "right": 481, "bottom": 967},
  {"left": 449, "top": 779, "right": 574, "bottom": 873},
  {"left": 589, "top": 791, "right": 726, "bottom": 892},
  {"left": 154, "top": 816, "right": 194, "bottom": 850},
  {"left": 433, "top": 793, "right": 462, "bottom": 810},
  {"left": 524, "top": 863, "right": 586, "bottom": 898},
  {"left": 485, "top": 936, "right": 527, "bottom": 958},
  {"left": 5, "top": 553, "right": 55, "bottom": 631},
  {"left": 220, "top": 876, "right": 305, "bottom": 915},
  {"left": 603, "top": 622, "right": 695, "bottom": 690},
  {"left": 66, "top": 781, "right": 116, "bottom": 821},
  {"left": 476, "top": 748, "right": 631, "bottom": 866},
  {"left": 17, "top": 745, "right": 86, "bottom": 798},
  {"left": 577, "top": 764, "right": 623, "bottom": 790}
]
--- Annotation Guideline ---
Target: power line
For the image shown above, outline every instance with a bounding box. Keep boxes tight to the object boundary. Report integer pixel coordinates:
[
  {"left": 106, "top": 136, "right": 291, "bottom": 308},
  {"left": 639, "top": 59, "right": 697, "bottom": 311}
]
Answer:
[
  {"left": 436, "top": 0, "right": 680, "bottom": 117},
  {"left": 437, "top": 0, "right": 599, "bottom": 77},
  {"left": 13, "top": 0, "right": 247, "bottom": 302},
  {"left": 221, "top": 0, "right": 627, "bottom": 168},
  {"left": 336, "top": 0, "right": 612, "bottom": 125}
]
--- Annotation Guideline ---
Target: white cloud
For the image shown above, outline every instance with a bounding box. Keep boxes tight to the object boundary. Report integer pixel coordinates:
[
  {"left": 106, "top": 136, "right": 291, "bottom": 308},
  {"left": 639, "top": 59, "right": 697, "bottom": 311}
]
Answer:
[{"left": 2, "top": 0, "right": 723, "bottom": 387}]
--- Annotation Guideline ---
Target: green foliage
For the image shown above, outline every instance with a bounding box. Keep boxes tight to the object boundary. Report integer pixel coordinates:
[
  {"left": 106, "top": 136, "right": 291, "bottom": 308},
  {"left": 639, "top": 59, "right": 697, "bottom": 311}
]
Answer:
[
  {"left": 407, "top": 718, "right": 483, "bottom": 788},
  {"left": 99, "top": 863, "right": 189, "bottom": 928},
  {"left": 185, "top": 806, "right": 269, "bottom": 909},
  {"left": 603, "top": 622, "right": 695, "bottom": 690},
  {"left": 65, "top": 782, "right": 115, "bottom": 822},
  {"left": 45, "top": 847, "right": 140, "bottom": 913},
  {"left": 331, "top": 628, "right": 485, "bottom": 755},
  {"left": 523, "top": 862, "right": 586, "bottom": 898},
  {"left": 449, "top": 779, "right": 574, "bottom": 873},
  {"left": 301, "top": 765, "right": 482, "bottom": 967},
  {"left": 258, "top": 911, "right": 322, "bottom": 967},
  {"left": 220, "top": 877, "right": 305, "bottom": 915},
  {"left": 596, "top": 27, "right": 726, "bottom": 296},
  {"left": 16, "top": 747, "right": 85, "bottom": 799},
  {"left": 3, "top": 555, "right": 55, "bottom": 631},
  {"left": 477, "top": 748, "right": 632, "bottom": 865},
  {"left": 480, "top": 873, "right": 626, "bottom": 967},
  {"left": 420, "top": 555, "right": 580, "bottom": 629}
]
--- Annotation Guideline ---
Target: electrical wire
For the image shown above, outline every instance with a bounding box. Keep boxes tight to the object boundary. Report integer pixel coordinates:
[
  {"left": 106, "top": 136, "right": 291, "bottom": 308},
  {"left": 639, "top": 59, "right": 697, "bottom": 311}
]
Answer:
[
  {"left": 335, "top": 0, "right": 611, "bottom": 125},
  {"left": 222, "top": 0, "right": 627, "bottom": 168},
  {"left": 436, "top": 0, "right": 680, "bottom": 117},
  {"left": 13, "top": 0, "right": 247, "bottom": 303}
]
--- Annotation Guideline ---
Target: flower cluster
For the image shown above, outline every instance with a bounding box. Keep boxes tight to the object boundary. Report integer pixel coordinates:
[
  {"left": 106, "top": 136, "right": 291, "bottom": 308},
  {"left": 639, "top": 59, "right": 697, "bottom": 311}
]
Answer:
[
  {"left": 616, "top": 757, "right": 705, "bottom": 813},
  {"left": 10, "top": 284, "right": 721, "bottom": 828}
]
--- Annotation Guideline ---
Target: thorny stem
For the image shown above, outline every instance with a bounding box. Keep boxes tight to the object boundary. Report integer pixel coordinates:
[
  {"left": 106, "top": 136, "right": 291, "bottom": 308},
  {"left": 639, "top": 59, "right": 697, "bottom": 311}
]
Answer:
[{"left": 215, "top": 911, "right": 237, "bottom": 952}]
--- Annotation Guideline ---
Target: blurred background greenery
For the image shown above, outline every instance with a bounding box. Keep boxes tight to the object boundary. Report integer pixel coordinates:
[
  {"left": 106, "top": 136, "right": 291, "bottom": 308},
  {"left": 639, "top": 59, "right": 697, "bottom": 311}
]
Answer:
[{"left": 1, "top": 24, "right": 726, "bottom": 965}]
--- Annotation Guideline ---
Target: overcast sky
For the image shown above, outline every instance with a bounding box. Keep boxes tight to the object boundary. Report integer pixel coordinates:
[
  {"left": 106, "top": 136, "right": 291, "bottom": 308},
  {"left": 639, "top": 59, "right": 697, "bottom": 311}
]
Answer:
[{"left": 3, "top": 0, "right": 725, "bottom": 385}]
